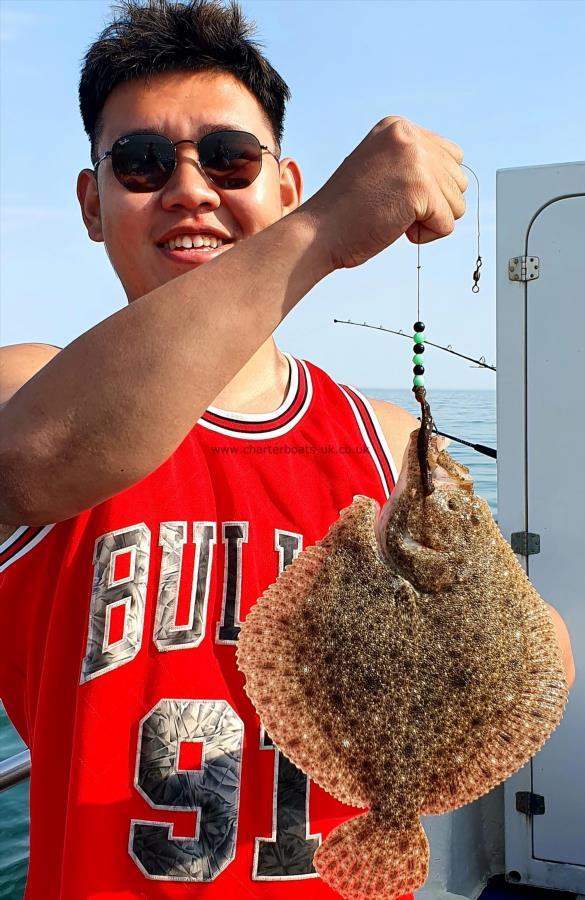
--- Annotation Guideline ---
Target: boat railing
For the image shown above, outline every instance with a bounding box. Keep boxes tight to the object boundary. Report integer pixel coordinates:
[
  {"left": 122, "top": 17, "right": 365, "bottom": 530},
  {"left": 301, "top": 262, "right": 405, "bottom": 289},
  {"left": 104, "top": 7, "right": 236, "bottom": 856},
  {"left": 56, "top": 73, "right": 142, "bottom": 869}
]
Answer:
[{"left": 0, "top": 750, "right": 31, "bottom": 791}]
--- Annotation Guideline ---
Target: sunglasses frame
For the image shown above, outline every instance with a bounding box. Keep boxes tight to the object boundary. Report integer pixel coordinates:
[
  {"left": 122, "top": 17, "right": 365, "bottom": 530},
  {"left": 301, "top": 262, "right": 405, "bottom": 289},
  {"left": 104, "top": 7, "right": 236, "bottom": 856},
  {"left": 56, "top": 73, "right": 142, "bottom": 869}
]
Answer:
[{"left": 93, "top": 129, "right": 280, "bottom": 192}]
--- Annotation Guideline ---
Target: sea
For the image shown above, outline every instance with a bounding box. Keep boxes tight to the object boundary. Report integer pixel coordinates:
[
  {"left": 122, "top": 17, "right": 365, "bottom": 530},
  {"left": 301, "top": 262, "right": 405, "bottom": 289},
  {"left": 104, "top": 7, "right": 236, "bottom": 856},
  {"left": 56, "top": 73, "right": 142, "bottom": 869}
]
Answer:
[{"left": 0, "top": 389, "right": 496, "bottom": 899}]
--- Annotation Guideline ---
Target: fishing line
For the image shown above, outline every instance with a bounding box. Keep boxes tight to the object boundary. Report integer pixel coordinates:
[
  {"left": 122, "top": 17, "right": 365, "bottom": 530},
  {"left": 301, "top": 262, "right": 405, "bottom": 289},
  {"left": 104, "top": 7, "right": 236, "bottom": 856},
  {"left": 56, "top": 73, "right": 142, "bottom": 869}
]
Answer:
[
  {"left": 411, "top": 222, "right": 435, "bottom": 494},
  {"left": 416, "top": 229, "right": 421, "bottom": 322},
  {"left": 462, "top": 164, "right": 482, "bottom": 293},
  {"left": 411, "top": 164, "right": 482, "bottom": 492}
]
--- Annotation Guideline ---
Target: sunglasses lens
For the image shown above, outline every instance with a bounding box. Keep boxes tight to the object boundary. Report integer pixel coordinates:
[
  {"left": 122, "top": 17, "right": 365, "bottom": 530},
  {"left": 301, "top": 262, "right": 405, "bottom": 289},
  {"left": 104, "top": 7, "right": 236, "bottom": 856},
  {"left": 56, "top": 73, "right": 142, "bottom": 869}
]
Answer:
[
  {"left": 199, "top": 131, "right": 263, "bottom": 189},
  {"left": 111, "top": 134, "right": 175, "bottom": 192}
]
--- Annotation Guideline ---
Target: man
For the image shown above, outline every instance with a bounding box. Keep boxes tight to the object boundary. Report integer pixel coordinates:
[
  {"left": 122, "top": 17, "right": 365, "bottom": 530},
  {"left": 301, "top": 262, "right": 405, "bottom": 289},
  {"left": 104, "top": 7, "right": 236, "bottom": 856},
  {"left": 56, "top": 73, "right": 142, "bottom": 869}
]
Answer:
[{"left": 0, "top": 1, "right": 574, "bottom": 898}]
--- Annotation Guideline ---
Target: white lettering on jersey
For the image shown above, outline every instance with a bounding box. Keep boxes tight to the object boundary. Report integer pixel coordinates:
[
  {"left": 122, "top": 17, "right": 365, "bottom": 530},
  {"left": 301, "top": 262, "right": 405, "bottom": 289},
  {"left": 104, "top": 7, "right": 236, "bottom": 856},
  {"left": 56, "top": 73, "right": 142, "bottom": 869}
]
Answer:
[
  {"left": 80, "top": 524, "right": 150, "bottom": 683},
  {"left": 153, "top": 522, "right": 216, "bottom": 651},
  {"left": 129, "top": 698, "right": 244, "bottom": 881}
]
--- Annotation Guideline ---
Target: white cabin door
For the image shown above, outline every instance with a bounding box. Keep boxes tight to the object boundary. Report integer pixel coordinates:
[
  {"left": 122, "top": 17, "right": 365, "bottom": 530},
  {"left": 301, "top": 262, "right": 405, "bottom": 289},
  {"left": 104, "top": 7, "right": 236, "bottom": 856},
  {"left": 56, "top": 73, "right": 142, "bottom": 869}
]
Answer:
[{"left": 526, "top": 194, "right": 585, "bottom": 865}]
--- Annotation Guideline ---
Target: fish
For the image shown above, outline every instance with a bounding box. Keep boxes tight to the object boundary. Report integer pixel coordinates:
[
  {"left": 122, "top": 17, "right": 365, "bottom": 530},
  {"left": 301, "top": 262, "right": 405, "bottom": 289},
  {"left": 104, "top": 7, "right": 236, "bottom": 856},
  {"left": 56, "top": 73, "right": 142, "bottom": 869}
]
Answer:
[{"left": 236, "top": 429, "right": 569, "bottom": 900}]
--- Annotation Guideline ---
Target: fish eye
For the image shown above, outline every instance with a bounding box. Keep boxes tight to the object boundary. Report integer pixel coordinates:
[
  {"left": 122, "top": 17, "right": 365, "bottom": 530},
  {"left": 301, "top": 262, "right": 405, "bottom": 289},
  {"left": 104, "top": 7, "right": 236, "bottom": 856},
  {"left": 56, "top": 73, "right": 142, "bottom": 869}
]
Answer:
[{"left": 447, "top": 498, "right": 459, "bottom": 511}]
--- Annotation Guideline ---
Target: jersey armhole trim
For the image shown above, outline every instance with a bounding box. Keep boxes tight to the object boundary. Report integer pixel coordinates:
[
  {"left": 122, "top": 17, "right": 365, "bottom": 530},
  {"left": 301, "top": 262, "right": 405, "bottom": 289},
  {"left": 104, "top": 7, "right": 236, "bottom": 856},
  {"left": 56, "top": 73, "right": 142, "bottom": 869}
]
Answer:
[
  {"left": 0, "top": 524, "right": 55, "bottom": 573},
  {"left": 338, "top": 385, "right": 398, "bottom": 499}
]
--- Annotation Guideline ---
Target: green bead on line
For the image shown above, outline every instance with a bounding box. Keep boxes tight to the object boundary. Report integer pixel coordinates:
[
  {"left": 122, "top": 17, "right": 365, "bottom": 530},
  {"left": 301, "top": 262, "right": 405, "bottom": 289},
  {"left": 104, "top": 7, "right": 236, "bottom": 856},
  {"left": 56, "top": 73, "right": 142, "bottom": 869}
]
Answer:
[
  {"left": 413, "top": 332, "right": 425, "bottom": 345},
  {"left": 412, "top": 353, "right": 424, "bottom": 365},
  {"left": 413, "top": 374, "right": 425, "bottom": 388}
]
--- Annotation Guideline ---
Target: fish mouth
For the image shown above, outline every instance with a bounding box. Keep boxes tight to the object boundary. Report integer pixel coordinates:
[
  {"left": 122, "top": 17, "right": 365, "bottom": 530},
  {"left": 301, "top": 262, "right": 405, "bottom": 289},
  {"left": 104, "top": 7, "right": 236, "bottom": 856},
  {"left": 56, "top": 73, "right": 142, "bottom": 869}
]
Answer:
[
  {"left": 400, "top": 531, "right": 434, "bottom": 552},
  {"left": 375, "top": 432, "right": 471, "bottom": 562},
  {"left": 376, "top": 511, "right": 445, "bottom": 563}
]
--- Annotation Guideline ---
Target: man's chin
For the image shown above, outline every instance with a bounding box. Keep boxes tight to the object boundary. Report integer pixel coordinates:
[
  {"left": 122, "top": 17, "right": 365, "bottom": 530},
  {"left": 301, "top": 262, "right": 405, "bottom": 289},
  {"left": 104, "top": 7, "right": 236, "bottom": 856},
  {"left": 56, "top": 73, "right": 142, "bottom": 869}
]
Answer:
[{"left": 124, "top": 242, "right": 236, "bottom": 301}]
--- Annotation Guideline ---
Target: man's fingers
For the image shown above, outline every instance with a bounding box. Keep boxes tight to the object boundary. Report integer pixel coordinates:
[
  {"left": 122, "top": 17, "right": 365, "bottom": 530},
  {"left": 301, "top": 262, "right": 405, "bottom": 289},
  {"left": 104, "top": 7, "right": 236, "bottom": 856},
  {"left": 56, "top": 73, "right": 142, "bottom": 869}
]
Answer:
[
  {"left": 419, "top": 125, "right": 464, "bottom": 164},
  {"left": 408, "top": 193, "right": 456, "bottom": 244},
  {"left": 440, "top": 148, "right": 468, "bottom": 192},
  {"left": 405, "top": 222, "right": 446, "bottom": 245},
  {"left": 407, "top": 129, "right": 466, "bottom": 243},
  {"left": 441, "top": 171, "right": 466, "bottom": 220},
  {"left": 435, "top": 135, "right": 464, "bottom": 164}
]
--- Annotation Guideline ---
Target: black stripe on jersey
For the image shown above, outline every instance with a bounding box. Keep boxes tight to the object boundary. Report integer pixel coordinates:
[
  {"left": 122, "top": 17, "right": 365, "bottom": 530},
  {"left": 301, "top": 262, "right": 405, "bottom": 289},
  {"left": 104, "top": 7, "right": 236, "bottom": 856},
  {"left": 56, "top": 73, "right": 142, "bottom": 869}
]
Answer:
[{"left": 340, "top": 385, "right": 397, "bottom": 498}]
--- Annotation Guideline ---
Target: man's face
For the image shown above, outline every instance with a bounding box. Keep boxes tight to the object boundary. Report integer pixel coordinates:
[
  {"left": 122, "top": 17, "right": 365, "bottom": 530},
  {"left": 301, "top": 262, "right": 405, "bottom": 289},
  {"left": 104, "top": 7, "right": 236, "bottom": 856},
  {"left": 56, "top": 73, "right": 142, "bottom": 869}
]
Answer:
[{"left": 77, "top": 70, "right": 302, "bottom": 302}]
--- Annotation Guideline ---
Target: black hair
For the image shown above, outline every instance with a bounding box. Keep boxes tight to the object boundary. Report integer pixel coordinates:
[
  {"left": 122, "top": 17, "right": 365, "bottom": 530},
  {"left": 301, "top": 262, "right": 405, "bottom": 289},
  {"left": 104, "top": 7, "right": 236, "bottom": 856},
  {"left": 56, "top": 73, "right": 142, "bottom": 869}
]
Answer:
[{"left": 79, "top": 0, "right": 290, "bottom": 164}]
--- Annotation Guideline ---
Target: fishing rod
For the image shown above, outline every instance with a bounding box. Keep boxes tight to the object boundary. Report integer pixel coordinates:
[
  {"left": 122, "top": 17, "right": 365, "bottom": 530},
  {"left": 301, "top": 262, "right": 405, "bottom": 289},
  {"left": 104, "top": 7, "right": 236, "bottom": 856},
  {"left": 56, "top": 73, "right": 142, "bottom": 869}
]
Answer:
[
  {"left": 425, "top": 423, "right": 497, "bottom": 459},
  {"left": 334, "top": 316, "right": 498, "bottom": 457},
  {"left": 333, "top": 318, "right": 496, "bottom": 371}
]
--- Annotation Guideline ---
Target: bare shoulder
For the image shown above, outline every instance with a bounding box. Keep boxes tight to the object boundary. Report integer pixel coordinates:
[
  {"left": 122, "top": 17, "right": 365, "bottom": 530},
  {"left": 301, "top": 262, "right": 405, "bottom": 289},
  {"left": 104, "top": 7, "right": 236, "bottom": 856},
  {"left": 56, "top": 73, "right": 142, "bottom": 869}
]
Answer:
[
  {"left": 0, "top": 342, "right": 61, "bottom": 405},
  {"left": 545, "top": 603, "right": 576, "bottom": 689},
  {"left": 0, "top": 343, "right": 61, "bottom": 541},
  {"left": 366, "top": 397, "right": 418, "bottom": 473}
]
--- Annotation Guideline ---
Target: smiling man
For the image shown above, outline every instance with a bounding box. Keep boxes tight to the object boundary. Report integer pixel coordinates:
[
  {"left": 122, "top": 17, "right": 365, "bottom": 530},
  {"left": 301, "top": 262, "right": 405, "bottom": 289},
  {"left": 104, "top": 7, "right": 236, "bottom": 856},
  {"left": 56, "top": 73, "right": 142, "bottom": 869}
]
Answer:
[{"left": 0, "top": 1, "right": 574, "bottom": 899}]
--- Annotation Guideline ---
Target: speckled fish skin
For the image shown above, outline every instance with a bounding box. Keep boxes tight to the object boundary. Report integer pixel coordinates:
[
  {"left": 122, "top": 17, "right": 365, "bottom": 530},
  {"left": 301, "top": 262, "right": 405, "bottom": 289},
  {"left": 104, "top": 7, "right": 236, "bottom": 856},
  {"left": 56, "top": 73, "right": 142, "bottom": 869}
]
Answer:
[{"left": 237, "top": 431, "right": 569, "bottom": 900}]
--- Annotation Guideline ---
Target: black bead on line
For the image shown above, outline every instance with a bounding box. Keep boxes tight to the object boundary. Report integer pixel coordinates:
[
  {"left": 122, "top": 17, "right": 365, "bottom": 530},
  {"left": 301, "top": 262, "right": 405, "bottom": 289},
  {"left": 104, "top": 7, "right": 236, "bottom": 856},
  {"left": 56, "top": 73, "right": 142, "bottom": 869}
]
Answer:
[
  {"left": 412, "top": 343, "right": 425, "bottom": 354},
  {"left": 414, "top": 321, "right": 425, "bottom": 333},
  {"left": 414, "top": 364, "right": 425, "bottom": 375}
]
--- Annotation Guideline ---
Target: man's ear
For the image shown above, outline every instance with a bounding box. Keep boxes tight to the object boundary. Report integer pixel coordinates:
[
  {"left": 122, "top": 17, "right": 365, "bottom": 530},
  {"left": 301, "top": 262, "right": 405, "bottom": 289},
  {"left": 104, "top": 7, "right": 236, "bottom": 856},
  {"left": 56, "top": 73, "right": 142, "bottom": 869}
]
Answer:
[
  {"left": 77, "top": 169, "right": 104, "bottom": 242},
  {"left": 278, "top": 157, "right": 303, "bottom": 216}
]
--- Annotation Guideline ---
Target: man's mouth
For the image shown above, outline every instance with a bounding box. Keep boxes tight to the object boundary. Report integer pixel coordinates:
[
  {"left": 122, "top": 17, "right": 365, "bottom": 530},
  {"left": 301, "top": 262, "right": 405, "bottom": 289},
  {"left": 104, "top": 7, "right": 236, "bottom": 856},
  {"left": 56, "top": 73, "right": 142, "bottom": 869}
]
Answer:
[
  {"left": 157, "top": 233, "right": 234, "bottom": 265},
  {"left": 159, "top": 233, "right": 227, "bottom": 250}
]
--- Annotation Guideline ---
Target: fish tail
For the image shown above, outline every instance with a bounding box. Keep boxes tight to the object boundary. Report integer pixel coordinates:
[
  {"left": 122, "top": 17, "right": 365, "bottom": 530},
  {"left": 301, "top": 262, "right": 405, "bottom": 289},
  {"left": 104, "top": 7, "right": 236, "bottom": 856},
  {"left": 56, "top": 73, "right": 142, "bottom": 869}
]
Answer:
[{"left": 314, "top": 811, "right": 428, "bottom": 900}]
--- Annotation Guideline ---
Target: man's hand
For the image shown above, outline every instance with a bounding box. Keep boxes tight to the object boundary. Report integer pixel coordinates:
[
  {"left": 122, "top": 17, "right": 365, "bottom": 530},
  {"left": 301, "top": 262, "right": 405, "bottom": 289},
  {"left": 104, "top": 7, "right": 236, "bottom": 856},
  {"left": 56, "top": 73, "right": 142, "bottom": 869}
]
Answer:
[{"left": 302, "top": 116, "right": 467, "bottom": 269}]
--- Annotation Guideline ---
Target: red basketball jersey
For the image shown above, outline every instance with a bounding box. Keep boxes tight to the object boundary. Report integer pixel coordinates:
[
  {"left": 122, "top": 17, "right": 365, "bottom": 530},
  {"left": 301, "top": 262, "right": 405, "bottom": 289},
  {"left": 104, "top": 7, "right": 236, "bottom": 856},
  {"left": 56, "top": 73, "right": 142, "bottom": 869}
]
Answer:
[{"left": 0, "top": 356, "right": 414, "bottom": 900}]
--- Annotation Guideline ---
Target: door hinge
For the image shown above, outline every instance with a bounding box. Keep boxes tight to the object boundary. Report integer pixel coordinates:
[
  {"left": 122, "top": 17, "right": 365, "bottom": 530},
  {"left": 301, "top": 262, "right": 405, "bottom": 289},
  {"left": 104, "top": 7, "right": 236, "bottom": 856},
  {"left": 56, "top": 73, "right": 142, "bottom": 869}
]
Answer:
[
  {"left": 508, "top": 256, "right": 540, "bottom": 282},
  {"left": 510, "top": 532, "right": 541, "bottom": 555},
  {"left": 516, "top": 791, "right": 546, "bottom": 816}
]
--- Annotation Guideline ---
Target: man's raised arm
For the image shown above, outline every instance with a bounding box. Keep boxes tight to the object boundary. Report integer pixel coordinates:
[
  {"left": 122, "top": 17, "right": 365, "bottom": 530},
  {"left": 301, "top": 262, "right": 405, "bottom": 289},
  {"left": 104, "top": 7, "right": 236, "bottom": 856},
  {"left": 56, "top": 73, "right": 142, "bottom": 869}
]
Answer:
[{"left": 0, "top": 118, "right": 466, "bottom": 525}]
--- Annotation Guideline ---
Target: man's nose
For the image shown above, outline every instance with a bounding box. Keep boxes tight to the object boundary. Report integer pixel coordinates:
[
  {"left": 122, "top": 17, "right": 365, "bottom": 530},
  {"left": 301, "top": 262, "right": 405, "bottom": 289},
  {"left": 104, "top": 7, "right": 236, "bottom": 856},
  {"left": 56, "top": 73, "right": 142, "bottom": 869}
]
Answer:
[{"left": 160, "top": 147, "right": 221, "bottom": 211}]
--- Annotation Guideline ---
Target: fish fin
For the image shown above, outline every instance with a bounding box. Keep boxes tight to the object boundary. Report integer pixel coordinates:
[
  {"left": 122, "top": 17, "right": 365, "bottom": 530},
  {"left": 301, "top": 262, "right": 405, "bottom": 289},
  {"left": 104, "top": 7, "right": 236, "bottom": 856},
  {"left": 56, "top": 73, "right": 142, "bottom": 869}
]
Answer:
[
  {"left": 315, "top": 811, "right": 428, "bottom": 900},
  {"left": 421, "top": 597, "right": 569, "bottom": 815},
  {"left": 237, "top": 537, "right": 369, "bottom": 807}
]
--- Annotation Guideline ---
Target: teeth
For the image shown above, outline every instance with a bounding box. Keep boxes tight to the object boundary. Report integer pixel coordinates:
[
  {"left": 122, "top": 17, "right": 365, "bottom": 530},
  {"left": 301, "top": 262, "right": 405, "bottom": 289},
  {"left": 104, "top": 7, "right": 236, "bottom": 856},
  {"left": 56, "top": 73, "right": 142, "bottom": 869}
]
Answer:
[{"left": 163, "top": 234, "right": 224, "bottom": 250}]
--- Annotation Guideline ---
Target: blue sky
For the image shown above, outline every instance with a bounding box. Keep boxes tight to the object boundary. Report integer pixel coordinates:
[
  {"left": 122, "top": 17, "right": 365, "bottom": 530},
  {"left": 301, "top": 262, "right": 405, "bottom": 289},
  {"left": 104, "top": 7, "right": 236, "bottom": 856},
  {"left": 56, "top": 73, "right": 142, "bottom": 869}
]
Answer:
[{"left": 1, "top": 0, "right": 583, "bottom": 389}]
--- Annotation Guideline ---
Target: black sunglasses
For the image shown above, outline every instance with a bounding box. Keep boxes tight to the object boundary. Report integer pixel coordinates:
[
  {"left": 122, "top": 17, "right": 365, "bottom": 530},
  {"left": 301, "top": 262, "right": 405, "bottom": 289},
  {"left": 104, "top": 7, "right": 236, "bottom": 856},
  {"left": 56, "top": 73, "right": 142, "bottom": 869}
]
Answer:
[{"left": 94, "top": 129, "right": 280, "bottom": 193}]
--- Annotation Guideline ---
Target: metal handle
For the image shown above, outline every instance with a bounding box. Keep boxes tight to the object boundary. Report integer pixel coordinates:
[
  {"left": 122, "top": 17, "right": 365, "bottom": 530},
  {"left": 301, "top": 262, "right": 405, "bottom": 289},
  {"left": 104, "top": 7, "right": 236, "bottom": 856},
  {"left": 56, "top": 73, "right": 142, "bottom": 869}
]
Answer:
[{"left": 0, "top": 749, "right": 31, "bottom": 791}]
